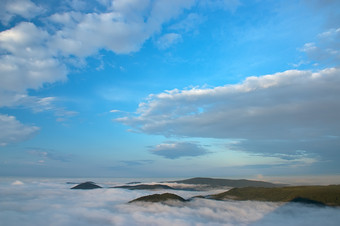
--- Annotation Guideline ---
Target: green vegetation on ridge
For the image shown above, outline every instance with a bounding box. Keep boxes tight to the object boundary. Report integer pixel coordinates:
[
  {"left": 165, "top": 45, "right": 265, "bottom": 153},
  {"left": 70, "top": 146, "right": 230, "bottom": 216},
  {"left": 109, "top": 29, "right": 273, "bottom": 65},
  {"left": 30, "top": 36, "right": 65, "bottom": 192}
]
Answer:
[
  {"left": 129, "top": 193, "right": 186, "bottom": 203},
  {"left": 211, "top": 185, "right": 340, "bottom": 206}
]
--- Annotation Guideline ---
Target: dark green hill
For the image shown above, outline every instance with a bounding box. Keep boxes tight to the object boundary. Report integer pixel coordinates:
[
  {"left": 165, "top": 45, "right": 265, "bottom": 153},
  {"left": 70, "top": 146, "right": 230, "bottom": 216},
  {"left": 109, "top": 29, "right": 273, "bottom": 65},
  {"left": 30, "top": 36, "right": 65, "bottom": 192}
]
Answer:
[
  {"left": 210, "top": 185, "right": 340, "bottom": 206},
  {"left": 129, "top": 193, "right": 186, "bottom": 203},
  {"left": 71, "top": 181, "right": 102, "bottom": 190},
  {"left": 171, "top": 177, "right": 282, "bottom": 188},
  {"left": 114, "top": 184, "right": 174, "bottom": 190}
]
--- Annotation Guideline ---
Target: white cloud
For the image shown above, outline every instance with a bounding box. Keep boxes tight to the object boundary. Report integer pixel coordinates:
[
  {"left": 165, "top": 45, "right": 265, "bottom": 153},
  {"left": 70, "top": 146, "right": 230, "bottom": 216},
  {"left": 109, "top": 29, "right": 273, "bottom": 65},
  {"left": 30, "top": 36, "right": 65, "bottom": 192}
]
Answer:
[
  {"left": 0, "top": 0, "right": 43, "bottom": 25},
  {"left": 50, "top": 11, "right": 148, "bottom": 56},
  {"left": 150, "top": 141, "right": 209, "bottom": 159},
  {"left": 0, "top": 0, "right": 196, "bottom": 102},
  {"left": 0, "top": 22, "right": 67, "bottom": 94},
  {"left": 0, "top": 114, "right": 39, "bottom": 146},
  {"left": 11, "top": 180, "right": 24, "bottom": 185},
  {"left": 110, "top": 109, "right": 121, "bottom": 113},
  {"left": 49, "top": 0, "right": 195, "bottom": 56},
  {"left": 117, "top": 68, "right": 340, "bottom": 160}
]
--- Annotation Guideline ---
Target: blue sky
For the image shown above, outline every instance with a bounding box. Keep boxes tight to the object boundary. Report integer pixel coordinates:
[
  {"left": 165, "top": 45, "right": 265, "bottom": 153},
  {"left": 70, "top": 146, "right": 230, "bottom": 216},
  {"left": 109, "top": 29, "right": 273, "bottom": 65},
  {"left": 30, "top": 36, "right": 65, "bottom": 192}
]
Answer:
[{"left": 0, "top": 0, "right": 339, "bottom": 179}]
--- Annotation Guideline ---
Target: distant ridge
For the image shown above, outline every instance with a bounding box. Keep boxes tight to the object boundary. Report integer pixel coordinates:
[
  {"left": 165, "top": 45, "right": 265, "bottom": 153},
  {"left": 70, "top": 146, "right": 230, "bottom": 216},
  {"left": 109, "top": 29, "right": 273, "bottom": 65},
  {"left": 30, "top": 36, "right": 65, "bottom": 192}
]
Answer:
[
  {"left": 170, "top": 177, "right": 283, "bottom": 188},
  {"left": 113, "top": 184, "right": 174, "bottom": 190}
]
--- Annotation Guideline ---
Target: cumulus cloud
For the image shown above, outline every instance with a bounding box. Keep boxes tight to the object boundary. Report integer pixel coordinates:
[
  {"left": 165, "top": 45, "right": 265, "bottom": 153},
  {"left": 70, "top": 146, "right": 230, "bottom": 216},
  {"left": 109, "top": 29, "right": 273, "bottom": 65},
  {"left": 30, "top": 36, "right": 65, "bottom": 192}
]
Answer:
[
  {"left": 150, "top": 141, "right": 209, "bottom": 159},
  {"left": 118, "top": 68, "right": 340, "bottom": 140},
  {"left": 117, "top": 68, "right": 340, "bottom": 159},
  {"left": 49, "top": 11, "right": 148, "bottom": 56},
  {"left": 0, "top": 179, "right": 339, "bottom": 226},
  {"left": 49, "top": 0, "right": 195, "bottom": 56},
  {"left": 0, "top": 1, "right": 196, "bottom": 102},
  {"left": 0, "top": 114, "right": 39, "bottom": 146},
  {"left": 0, "top": 0, "right": 198, "bottom": 144},
  {"left": 0, "top": 0, "right": 43, "bottom": 25},
  {"left": 0, "top": 22, "right": 67, "bottom": 93}
]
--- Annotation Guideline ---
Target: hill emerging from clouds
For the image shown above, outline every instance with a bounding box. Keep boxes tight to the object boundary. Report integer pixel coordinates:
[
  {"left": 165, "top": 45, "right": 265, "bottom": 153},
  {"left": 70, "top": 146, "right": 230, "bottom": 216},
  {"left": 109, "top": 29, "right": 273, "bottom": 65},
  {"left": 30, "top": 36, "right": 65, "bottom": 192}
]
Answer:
[
  {"left": 71, "top": 182, "right": 102, "bottom": 190},
  {"left": 129, "top": 193, "right": 186, "bottom": 204}
]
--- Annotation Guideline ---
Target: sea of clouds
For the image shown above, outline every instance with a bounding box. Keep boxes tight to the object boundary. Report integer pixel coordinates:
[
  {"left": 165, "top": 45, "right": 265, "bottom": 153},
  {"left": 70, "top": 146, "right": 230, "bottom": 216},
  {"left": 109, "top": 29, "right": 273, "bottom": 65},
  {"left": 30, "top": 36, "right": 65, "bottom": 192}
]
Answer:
[{"left": 1, "top": 178, "right": 339, "bottom": 226}]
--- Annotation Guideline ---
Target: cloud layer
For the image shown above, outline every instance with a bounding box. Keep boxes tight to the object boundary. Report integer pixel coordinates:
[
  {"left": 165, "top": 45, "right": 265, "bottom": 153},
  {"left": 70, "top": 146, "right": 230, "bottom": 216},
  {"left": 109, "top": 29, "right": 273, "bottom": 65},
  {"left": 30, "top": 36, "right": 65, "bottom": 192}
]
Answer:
[
  {"left": 1, "top": 178, "right": 339, "bottom": 226},
  {"left": 117, "top": 68, "right": 340, "bottom": 160}
]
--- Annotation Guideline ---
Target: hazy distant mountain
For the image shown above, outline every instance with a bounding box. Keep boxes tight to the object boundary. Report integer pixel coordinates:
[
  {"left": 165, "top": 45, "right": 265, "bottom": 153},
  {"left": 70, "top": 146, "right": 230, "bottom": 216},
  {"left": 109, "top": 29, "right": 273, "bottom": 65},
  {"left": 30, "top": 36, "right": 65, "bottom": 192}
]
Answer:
[
  {"left": 170, "top": 177, "right": 283, "bottom": 188},
  {"left": 114, "top": 184, "right": 174, "bottom": 190},
  {"left": 129, "top": 193, "right": 186, "bottom": 204},
  {"left": 126, "top": 182, "right": 141, "bottom": 184},
  {"left": 71, "top": 181, "right": 102, "bottom": 190},
  {"left": 210, "top": 185, "right": 340, "bottom": 206}
]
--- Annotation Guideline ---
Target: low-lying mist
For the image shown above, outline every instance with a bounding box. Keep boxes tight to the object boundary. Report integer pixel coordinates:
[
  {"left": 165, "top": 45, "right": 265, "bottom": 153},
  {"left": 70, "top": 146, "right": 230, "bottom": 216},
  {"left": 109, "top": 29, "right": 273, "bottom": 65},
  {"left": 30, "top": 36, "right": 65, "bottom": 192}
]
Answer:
[{"left": 1, "top": 178, "right": 339, "bottom": 226}]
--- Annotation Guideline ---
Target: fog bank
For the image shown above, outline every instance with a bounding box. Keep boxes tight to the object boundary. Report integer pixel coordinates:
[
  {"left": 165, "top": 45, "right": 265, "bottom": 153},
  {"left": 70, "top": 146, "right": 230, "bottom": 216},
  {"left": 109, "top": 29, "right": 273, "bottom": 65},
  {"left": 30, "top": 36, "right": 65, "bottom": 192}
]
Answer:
[{"left": 1, "top": 178, "right": 339, "bottom": 225}]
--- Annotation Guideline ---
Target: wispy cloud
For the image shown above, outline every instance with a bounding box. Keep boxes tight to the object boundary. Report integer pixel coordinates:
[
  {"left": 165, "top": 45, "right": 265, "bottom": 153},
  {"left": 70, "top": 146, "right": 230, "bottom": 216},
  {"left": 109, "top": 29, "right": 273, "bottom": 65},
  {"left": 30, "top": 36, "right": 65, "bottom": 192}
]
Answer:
[
  {"left": 156, "top": 33, "right": 182, "bottom": 50},
  {"left": 301, "top": 27, "right": 340, "bottom": 66},
  {"left": 0, "top": 114, "right": 39, "bottom": 146},
  {"left": 120, "top": 160, "right": 154, "bottom": 166},
  {"left": 27, "top": 147, "right": 74, "bottom": 163}
]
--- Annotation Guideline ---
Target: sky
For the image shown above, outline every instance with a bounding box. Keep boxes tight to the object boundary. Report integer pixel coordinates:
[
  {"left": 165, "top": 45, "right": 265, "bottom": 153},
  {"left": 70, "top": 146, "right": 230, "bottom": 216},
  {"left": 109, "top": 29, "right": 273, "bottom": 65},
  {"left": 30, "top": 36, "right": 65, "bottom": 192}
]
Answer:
[{"left": 0, "top": 0, "right": 339, "bottom": 179}]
